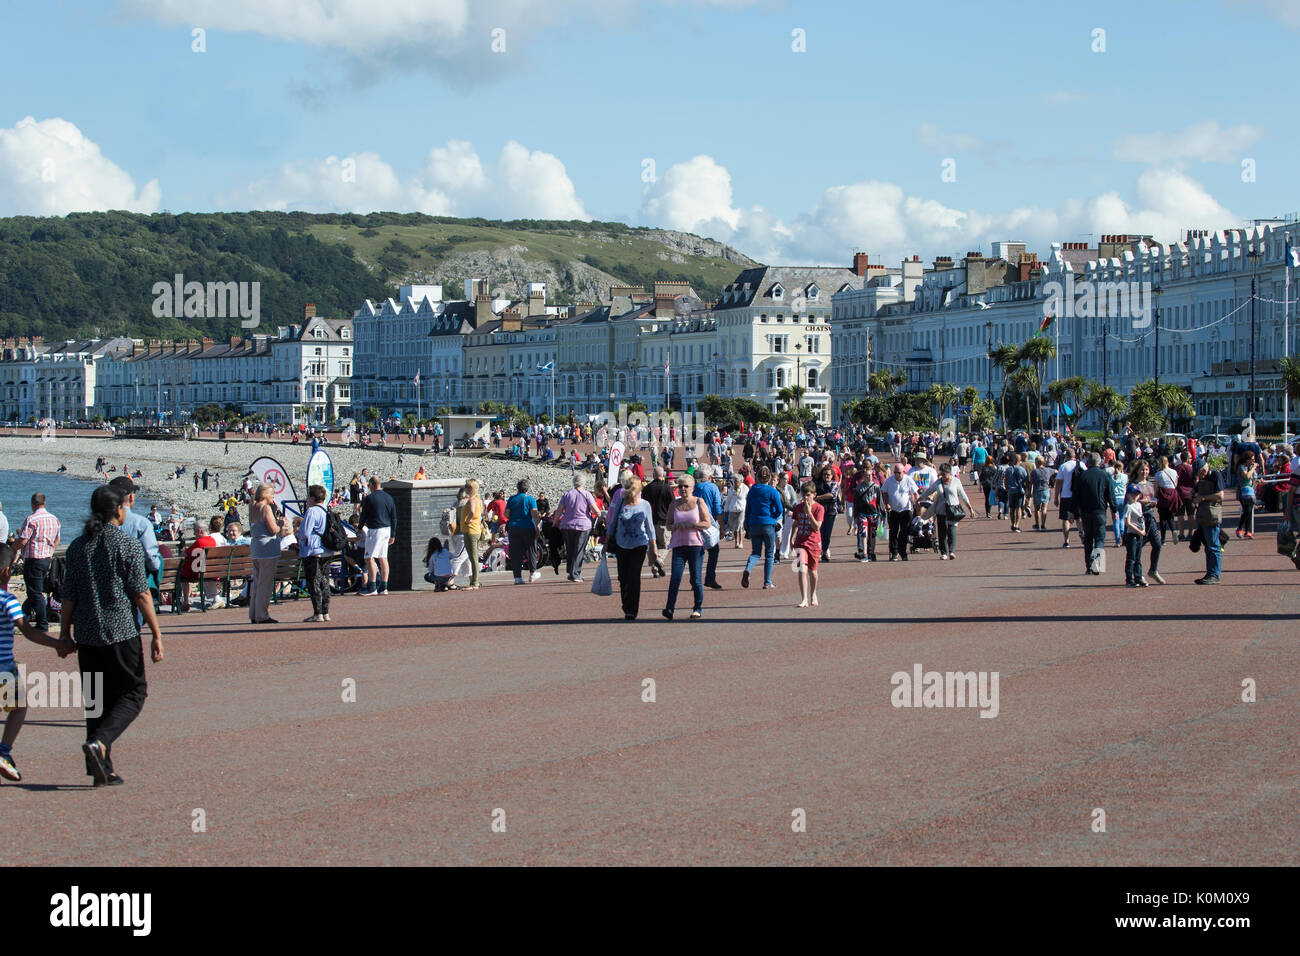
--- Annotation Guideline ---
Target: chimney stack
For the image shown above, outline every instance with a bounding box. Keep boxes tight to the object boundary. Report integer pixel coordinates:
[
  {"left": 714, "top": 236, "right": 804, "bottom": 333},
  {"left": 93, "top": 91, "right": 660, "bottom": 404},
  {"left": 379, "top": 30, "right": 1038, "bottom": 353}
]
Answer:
[
  {"left": 852, "top": 252, "right": 871, "bottom": 276},
  {"left": 304, "top": 303, "right": 317, "bottom": 322}
]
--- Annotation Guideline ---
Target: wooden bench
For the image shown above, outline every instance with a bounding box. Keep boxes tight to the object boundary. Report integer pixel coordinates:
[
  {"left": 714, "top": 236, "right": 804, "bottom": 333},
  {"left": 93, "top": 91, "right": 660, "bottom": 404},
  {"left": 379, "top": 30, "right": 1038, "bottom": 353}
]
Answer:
[
  {"left": 157, "top": 556, "right": 185, "bottom": 614},
  {"left": 160, "top": 543, "right": 349, "bottom": 611}
]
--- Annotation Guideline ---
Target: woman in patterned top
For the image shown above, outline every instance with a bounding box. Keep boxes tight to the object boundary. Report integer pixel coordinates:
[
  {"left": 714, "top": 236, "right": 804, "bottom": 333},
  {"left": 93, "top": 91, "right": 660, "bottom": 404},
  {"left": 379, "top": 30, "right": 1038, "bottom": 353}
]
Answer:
[{"left": 60, "top": 484, "right": 164, "bottom": 787}]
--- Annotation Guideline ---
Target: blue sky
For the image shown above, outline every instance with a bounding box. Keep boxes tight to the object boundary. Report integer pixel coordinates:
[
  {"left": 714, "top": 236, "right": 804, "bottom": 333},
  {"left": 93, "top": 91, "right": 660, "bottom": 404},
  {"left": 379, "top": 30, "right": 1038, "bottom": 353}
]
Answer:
[{"left": 2, "top": 0, "right": 1297, "bottom": 264}]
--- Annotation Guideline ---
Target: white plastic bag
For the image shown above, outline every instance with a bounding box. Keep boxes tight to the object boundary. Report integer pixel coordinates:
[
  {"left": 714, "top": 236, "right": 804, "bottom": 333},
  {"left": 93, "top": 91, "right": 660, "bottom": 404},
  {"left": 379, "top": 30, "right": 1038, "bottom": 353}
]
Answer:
[{"left": 591, "top": 553, "right": 613, "bottom": 596}]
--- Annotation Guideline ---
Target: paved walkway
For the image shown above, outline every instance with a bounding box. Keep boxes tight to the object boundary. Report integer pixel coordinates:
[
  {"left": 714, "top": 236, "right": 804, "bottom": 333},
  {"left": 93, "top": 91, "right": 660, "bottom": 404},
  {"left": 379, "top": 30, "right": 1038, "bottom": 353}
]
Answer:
[{"left": 4, "top": 490, "right": 1296, "bottom": 865}]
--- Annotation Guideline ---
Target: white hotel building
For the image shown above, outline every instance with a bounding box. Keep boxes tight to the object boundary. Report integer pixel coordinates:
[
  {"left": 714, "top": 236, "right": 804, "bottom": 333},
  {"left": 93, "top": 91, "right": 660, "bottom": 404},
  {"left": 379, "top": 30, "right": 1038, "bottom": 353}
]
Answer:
[{"left": 830, "top": 224, "right": 1300, "bottom": 431}]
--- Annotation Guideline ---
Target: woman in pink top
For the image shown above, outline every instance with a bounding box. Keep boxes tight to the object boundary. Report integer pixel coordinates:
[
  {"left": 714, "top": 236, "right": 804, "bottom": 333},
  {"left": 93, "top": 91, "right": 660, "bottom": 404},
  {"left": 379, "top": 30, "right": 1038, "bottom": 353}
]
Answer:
[{"left": 662, "top": 473, "right": 711, "bottom": 621}]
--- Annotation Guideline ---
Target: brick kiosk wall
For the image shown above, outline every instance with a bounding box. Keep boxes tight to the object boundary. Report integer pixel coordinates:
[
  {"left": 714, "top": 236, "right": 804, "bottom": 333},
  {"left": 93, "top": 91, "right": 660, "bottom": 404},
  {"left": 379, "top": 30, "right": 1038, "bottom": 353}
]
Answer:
[{"left": 382, "top": 478, "right": 465, "bottom": 590}]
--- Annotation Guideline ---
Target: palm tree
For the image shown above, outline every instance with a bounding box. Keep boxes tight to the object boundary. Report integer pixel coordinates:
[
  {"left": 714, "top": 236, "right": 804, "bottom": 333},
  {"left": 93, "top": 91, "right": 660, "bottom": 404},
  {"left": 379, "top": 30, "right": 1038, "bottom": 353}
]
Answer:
[
  {"left": 867, "top": 370, "right": 894, "bottom": 396},
  {"left": 989, "top": 342, "right": 1022, "bottom": 431},
  {"left": 926, "top": 382, "right": 959, "bottom": 423},
  {"left": 1281, "top": 356, "right": 1300, "bottom": 418},
  {"left": 1060, "top": 375, "right": 1088, "bottom": 429},
  {"left": 1009, "top": 365, "right": 1039, "bottom": 429},
  {"left": 1018, "top": 334, "right": 1057, "bottom": 429},
  {"left": 1083, "top": 382, "right": 1124, "bottom": 436},
  {"left": 1045, "top": 380, "right": 1069, "bottom": 430},
  {"left": 1130, "top": 379, "right": 1195, "bottom": 434},
  {"left": 777, "top": 384, "right": 806, "bottom": 410}
]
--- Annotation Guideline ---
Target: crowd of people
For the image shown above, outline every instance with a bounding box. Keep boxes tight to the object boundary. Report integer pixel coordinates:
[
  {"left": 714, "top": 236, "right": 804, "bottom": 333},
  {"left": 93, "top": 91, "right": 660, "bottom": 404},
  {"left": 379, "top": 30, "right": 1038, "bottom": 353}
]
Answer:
[{"left": 2, "top": 417, "right": 1298, "bottom": 787}]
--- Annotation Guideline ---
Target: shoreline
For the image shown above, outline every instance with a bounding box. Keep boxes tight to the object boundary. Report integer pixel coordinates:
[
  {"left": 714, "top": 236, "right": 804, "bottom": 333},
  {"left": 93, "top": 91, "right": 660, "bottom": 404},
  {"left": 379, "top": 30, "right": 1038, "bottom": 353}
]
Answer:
[{"left": 0, "top": 435, "right": 595, "bottom": 521}]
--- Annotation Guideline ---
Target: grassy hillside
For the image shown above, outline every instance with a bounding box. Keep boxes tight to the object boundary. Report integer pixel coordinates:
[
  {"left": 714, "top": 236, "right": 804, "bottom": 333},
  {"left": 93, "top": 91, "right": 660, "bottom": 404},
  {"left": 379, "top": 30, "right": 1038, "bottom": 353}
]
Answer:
[{"left": 0, "top": 211, "right": 755, "bottom": 342}]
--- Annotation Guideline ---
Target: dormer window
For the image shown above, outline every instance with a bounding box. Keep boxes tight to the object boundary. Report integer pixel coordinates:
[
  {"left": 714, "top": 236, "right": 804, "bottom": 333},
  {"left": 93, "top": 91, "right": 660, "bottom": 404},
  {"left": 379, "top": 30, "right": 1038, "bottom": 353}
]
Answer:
[
  {"left": 806, "top": 283, "right": 819, "bottom": 299},
  {"left": 341, "top": 328, "right": 350, "bottom": 339},
  {"left": 770, "top": 283, "right": 784, "bottom": 299}
]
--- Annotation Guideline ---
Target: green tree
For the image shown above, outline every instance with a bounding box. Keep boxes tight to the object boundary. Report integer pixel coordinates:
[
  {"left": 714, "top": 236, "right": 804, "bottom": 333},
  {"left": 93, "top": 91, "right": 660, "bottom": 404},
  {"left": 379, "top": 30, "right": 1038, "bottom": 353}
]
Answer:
[
  {"left": 1280, "top": 356, "right": 1300, "bottom": 415},
  {"left": 777, "top": 384, "right": 806, "bottom": 411},
  {"left": 364, "top": 406, "right": 380, "bottom": 422},
  {"left": 699, "top": 395, "right": 735, "bottom": 426},
  {"left": 927, "top": 382, "right": 959, "bottom": 423},
  {"left": 1018, "top": 334, "right": 1056, "bottom": 429},
  {"left": 969, "top": 398, "right": 996, "bottom": 432},
  {"left": 1083, "top": 383, "right": 1125, "bottom": 436},
  {"left": 1129, "top": 379, "right": 1195, "bottom": 435},
  {"left": 989, "top": 342, "right": 1022, "bottom": 431},
  {"left": 1045, "top": 380, "right": 1069, "bottom": 430},
  {"left": 1009, "top": 365, "right": 1039, "bottom": 429}
]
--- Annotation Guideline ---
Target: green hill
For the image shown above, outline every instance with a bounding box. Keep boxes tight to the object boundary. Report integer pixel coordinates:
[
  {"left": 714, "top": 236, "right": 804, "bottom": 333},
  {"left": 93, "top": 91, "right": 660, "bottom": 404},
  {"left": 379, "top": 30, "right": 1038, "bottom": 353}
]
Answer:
[{"left": 0, "top": 211, "right": 758, "bottom": 342}]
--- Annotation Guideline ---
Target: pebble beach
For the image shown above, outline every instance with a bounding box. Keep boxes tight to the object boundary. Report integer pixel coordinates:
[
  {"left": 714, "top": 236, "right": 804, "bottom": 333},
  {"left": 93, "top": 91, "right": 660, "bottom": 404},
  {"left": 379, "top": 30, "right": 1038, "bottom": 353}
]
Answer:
[{"left": 0, "top": 433, "right": 588, "bottom": 519}]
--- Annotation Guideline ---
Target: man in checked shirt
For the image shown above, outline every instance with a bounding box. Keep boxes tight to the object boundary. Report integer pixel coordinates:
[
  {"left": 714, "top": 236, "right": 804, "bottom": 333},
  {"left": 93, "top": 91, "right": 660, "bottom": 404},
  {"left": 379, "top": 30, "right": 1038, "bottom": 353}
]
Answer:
[{"left": 14, "top": 493, "right": 60, "bottom": 632}]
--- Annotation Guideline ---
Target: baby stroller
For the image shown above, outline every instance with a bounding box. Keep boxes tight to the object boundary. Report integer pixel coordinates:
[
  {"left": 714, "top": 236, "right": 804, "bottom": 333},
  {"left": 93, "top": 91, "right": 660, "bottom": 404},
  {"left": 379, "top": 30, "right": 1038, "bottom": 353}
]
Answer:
[{"left": 910, "top": 514, "right": 939, "bottom": 554}]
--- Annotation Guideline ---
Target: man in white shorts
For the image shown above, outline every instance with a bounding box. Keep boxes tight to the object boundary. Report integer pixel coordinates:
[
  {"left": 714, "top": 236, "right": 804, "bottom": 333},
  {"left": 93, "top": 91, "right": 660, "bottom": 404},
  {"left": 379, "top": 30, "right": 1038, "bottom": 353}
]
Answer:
[{"left": 358, "top": 475, "right": 397, "bottom": 595}]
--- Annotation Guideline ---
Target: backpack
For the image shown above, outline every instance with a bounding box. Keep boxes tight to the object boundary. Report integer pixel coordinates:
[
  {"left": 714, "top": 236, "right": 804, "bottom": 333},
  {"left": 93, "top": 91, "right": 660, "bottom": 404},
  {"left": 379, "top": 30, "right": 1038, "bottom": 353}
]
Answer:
[{"left": 321, "top": 509, "right": 348, "bottom": 552}]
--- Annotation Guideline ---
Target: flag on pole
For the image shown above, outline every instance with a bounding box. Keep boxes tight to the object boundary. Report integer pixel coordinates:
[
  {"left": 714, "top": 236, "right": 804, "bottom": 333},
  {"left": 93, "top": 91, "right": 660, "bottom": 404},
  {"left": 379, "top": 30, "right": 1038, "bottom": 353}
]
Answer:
[
  {"left": 1037, "top": 311, "right": 1055, "bottom": 336},
  {"left": 413, "top": 370, "right": 420, "bottom": 387},
  {"left": 1287, "top": 238, "right": 1300, "bottom": 268},
  {"left": 664, "top": 356, "right": 671, "bottom": 377},
  {"left": 538, "top": 361, "right": 553, "bottom": 372}
]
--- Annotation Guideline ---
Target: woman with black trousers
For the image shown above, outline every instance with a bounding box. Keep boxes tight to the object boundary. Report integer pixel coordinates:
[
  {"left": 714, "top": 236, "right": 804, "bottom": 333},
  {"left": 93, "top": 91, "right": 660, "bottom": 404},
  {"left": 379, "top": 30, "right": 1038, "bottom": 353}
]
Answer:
[
  {"left": 60, "top": 484, "right": 164, "bottom": 786},
  {"left": 813, "top": 464, "right": 840, "bottom": 560},
  {"left": 918, "top": 463, "right": 975, "bottom": 559},
  {"left": 610, "top": 478, "right": 658, "bottom": 620}
]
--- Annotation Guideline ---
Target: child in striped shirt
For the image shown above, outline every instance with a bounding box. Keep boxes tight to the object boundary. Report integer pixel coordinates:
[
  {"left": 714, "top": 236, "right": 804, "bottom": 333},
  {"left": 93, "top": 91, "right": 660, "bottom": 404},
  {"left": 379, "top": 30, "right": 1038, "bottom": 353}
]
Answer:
[{"left": 0, "top": 544, "right": 76, "bottom": 782}]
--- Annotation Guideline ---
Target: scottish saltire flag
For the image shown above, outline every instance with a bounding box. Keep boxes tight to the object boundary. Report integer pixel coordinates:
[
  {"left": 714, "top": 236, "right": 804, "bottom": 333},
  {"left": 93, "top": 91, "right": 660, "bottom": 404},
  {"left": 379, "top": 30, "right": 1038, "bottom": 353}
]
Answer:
[
  {"left": 538, "top": 361, "right": 553, "bottom": 372},
  {"left": 1287, "top": 238, "right": 1300, "bottom": 268}
]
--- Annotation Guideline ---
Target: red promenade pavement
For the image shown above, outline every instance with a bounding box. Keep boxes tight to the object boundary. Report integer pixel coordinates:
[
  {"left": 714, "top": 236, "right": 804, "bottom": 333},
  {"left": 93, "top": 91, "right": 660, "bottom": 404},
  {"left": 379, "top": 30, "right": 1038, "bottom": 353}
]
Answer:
[{"left": 3, "top": 493, "right": 1296, "bottom": 866}]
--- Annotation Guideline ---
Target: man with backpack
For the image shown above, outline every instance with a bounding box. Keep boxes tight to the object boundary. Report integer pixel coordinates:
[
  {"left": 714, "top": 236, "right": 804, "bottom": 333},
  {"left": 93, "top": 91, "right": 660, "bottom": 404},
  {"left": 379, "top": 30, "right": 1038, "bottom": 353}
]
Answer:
[{"left": 297, "top": 484, "right": 335, "bottom": 622}]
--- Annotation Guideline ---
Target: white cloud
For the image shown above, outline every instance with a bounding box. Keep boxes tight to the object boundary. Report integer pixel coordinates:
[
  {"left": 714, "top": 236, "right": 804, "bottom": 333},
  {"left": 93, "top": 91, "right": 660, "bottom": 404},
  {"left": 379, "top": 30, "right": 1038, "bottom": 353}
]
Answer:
[
  {"left": 639, "top": 153, "right": 1240, "bottom": 266},
  {"left": 641, "top": 155, "right": 742, "bottom": 233},
  {"left": 1112, "top": 120, "right": 1264, "bottom": 164},
  {"left": 0, "top": 116, "right": 161, "bottom": 216},
  {"left": 224, "top": 139, "right": 589, "bottom": 219},
  {"left": 122, "top": 0, "right": 750, "bottom": 81},
  {"left": 494, "top": 142, "right": 588, "bottom": 220}
]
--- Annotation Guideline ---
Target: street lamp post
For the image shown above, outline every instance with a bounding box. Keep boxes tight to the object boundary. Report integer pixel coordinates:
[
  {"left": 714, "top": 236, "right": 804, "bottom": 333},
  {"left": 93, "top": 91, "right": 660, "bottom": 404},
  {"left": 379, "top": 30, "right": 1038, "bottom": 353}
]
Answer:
[
  {"left": 1248, "top": 246, "right": 1261, "bottom": 422},
  {"left": 1102, "top": 313, "right": 1108, "bottom": 391},
  {"left": 984, "top": 321, "right": 993, "bottom": 401},
  {"left": 1153, "top": 282, "right": 1162, "bottom": 389},
  {"left": 794, "top": 341, "right": 803, "bottom": 412}
]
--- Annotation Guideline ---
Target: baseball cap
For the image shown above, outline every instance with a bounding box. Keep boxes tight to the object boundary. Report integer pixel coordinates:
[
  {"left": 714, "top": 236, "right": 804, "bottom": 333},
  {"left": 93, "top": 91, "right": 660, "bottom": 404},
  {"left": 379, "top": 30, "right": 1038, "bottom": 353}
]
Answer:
[
  {"left": 108, "top": 475, "right": 136, "bottom": 495},
  {"left": 1126, "top": 483, "right": 1141, "bottom": 495}
]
